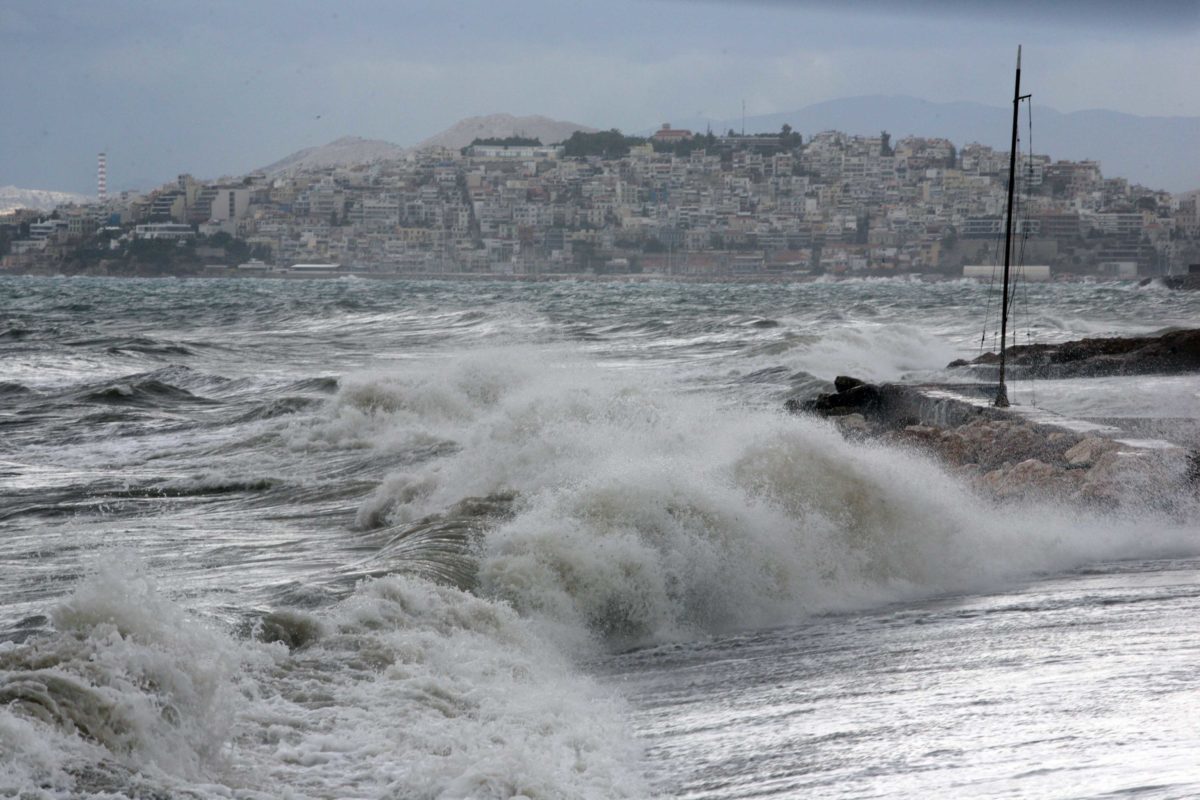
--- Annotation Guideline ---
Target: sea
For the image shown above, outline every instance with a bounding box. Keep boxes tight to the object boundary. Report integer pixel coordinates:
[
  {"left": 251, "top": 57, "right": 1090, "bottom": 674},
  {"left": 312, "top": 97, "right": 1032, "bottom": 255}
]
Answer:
[{"left": 2, "top": 274, "right": 1199, "bottom": 799}]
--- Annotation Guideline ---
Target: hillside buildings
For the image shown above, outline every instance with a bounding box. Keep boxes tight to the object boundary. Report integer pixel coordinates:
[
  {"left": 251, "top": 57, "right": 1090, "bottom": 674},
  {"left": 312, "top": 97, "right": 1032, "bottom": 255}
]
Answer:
[{"left": 4, "top": 127, "right": 1198, "bottom": 277}]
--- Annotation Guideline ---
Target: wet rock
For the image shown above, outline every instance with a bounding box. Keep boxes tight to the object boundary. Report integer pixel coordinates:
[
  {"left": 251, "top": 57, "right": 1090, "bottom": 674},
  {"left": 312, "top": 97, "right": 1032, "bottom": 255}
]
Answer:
[
  {"left": 833, "top": 413, "right": 870, "bottom": 437},
  {"left": 834, "top": 375, "right": 867, "bottom": 393},
  {"left": 1076, "top": 447, "right": 1194, "bottom": 508},
  {"left": 885, "top": 424, "right": 940, "bottom": 450},
  {"left": 1064, "top": 436, "right": 1119, "bottom": 467},
  {"left": 934, "top": 430, "right": 975, "bottom": 466},
  {"left": 950, "top": 328, "right": 1200, "bottom": 379},
  {"left": 1158, "top": 274, "right": 1200, "bottom": 291},
  {"left": 785, "top": 372, "right": 1196, "bottom": 509},
  {"left": 979, "top": 458, "right": 1077, "bottom": 500},
  {"left": 983, "top": 422, "right": 1056, "bottom": 470},
  {"left": 902, "top": 424, "right": 940, "bottom": 440},
  {"left": 812, "top": 382, "right": 883, "bottom": 415}
]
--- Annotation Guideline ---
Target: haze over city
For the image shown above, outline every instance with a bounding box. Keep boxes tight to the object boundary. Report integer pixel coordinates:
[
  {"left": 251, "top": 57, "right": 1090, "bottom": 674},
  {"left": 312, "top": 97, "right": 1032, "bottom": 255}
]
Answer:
[{"left": 3, "top": 0, "right": 1200, "bottom": 194}]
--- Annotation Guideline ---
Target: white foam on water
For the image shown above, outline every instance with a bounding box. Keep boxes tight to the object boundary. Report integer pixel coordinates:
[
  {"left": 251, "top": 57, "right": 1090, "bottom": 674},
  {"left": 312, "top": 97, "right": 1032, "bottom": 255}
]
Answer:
[
  {"left": 283, "top": 352, "right": 522, "bottom": 454},
  {"left": 1, "top": 553, "right": 645, "bottom": 799},
  {"left": 235, "top": 576, "right": 643, "bottom": 799},
  {"left": 6, "top": 341, "right": 1199, "bottom": 798},
  {"left": 343, "top": 348, "right": 1200, "bottom": 650},
  {"left": 782, "top": 322, "right": 963, "bottom": 383},
  {"left": 0, "top": 555, "right": 272, "bottom": 797}
]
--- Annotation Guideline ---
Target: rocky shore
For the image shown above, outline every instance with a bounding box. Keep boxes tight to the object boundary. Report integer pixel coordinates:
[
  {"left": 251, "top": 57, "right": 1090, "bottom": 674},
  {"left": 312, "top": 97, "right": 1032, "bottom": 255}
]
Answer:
[
  {"left": 789, "top": 376, "right": 1199, "bottom": 508},
  {"left": 947, "top": 328, "right": 1200, "bottom": 379},
  {"left": 1148, "top": 274, "right": 1200, "bottom": 291}
]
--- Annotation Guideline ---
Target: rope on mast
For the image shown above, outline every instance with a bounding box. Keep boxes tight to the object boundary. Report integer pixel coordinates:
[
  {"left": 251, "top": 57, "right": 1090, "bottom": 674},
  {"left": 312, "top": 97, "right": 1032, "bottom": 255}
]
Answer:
[
  {"left": 979, "top": 220, "right": 1004, "bottom": 355},
  {"left": 1021, "top": 98, "right": 1037, "bottom": 405}
]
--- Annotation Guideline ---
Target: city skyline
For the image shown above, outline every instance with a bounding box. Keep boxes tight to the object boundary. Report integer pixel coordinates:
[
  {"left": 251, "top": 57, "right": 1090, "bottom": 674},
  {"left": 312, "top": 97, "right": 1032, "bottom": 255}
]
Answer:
[
  {"left": 3, "top": 0, "right": 1200, "bottom": 194},
  {"left": 6, "top": 125, "right": 1198, "bottom": 281}
]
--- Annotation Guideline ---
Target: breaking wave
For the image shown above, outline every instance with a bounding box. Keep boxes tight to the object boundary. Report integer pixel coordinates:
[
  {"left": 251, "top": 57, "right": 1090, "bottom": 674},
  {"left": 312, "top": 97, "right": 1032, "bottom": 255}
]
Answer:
[
  {"left": 0, "top": 556, "right": 645, "bottom": 798},
  {"left": 332, "top": 348, "right": 1199, "bottom": 650},
  {"left": 0, "top": 558, "right": 265, "bottom": 795},
  {"left": 4, "top": 275, "right": 1199, "bottom": 798},
  {"left": 782, "top": 322, "right": 964, "bottom": 383}
]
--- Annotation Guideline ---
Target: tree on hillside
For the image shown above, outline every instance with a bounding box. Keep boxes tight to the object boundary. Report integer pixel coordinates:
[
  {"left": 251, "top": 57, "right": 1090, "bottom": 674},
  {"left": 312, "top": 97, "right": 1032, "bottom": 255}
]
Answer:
[
  {"left": 561, "top": 130, "right": 643, "bottom": 159},
  {"left": 651, "top": 130, "right": 717, "bottom": 157},
  {"left": 126, "top": 238, "right": 183, "bottom": 265},
  {"left": 469, "top": 136, "right": 542, "bottom": 147},
  {"left": 780, "top": 123, "right": 802, "bottom": 149}
]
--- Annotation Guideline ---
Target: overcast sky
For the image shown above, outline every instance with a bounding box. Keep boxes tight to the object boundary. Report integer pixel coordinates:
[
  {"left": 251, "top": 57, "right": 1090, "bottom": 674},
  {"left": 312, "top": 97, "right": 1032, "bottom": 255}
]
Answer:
[{"left": 3, "top": 0, "right": 1199, "bottom": 193}]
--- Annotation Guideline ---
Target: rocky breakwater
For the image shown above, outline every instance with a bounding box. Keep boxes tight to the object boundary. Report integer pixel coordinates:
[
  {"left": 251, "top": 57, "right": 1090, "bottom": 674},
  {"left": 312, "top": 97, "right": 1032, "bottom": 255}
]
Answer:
[
  {"left": 788, "top": 376, "right": 1199, "bottom": 509},
  {"left": 947, "top": 328, "right": 1200, "bottom": 379},
  {"left": 1144, "top": 274, "right": 1200, "bottom": 291}
]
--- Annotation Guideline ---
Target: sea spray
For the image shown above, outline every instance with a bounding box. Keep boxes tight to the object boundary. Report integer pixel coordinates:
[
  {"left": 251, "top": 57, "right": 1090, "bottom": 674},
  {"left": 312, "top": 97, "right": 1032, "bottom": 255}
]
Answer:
[
  {"left": 779, "top": 321, "right": 962, "bottom": 384},
  {"left": 1, "top": 554, "right": 646, "bottom": 798},
  {"left": 5, "top": 276, "right": 1200, "bottom": 799},
  {"left": 335, "top": 348, "right": 1200, "bottom": 649},
  {"left": 235, "top": 575, "right": 644, "bottom": 799},
  {"left": 0, "top": 555, "right": 272, "bottom": 796}
]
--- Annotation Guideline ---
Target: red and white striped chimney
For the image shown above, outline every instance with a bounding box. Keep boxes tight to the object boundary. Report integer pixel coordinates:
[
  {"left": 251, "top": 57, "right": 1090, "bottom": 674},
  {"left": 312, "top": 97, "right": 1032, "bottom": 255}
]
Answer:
[{"left": 97, "top": 152, "right": 107, "bottom": 203}]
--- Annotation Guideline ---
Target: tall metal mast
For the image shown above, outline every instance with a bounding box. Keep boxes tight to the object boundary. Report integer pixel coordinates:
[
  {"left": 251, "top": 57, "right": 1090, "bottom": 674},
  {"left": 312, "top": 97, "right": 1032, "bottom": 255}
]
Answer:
[{"left": 996, "top": 45, "right": 1026, "bottom": 408}]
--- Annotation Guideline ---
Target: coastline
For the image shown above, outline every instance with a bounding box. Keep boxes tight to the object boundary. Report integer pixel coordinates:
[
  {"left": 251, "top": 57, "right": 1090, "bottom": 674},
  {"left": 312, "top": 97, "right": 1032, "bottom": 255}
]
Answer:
[
  {"left": 0, "top": 266, "right": 1174, "bottom": 286},
  {"left": 790, "top": 373, "right": 1200, "bottom": 508}
]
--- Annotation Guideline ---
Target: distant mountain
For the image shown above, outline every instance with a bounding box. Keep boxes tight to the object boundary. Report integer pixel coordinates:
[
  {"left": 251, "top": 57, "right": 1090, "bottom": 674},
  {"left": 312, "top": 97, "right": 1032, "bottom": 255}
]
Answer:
[
  {"left": 261, "top": 135, "right": 409, "bottom": 176},
  {"left": 259, "top": 116, "right": 598, "bottom": 177},
  {"left": 0, "top": 185, "right": 91, "bottom": 214},
  {"left": 411, "top": 114, "right": 598, "bottom": 151},
  {"left": 667, "top": 96, "right": 1200, "bottom": 194}
]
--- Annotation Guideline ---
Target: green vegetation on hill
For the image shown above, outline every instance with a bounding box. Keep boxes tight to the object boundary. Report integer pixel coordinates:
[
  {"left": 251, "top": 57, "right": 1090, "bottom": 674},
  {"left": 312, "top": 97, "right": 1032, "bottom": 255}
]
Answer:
[
  {"left": 651, "top": 131, "right": 717, "bottom": 156},
  {"left": 54, "top": 230, "right": 269, "bottom": 276},
  {"left": 466, "top": 136, "right": 543, "bottom": 150},
  {"left": 561, "top": 130, "right": 645, "bottom": 158},
  {"left": 562, "top": 125, "right": 802, "bottom": 159}
]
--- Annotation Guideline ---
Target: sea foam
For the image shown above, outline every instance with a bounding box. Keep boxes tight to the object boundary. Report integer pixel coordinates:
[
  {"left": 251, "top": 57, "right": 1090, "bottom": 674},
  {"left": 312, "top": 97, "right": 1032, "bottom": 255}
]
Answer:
[
  {"left": 337, "top": 347, "right": 1200, "bottom": 650},
  {"left": 1, "top": 552, "right": 646, "bottom": 798}
]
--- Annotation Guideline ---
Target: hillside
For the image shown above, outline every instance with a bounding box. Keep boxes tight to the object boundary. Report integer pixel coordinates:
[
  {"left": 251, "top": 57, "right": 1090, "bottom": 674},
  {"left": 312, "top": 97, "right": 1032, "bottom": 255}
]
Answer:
[
  {"left": 668, "top": 96, "right": 1200, "bottom": 193},
  {"left": 0, "top": 185, "right": 91, "bottom": 214},
  {"left": 411, "top": 114, "right": 597, "bottom": 151},
  {"left": 258, "top": 115, "right": 597, "bottom": 177},
  {"left": 260, "top": 136, "right": 409, "bottom": 176}
]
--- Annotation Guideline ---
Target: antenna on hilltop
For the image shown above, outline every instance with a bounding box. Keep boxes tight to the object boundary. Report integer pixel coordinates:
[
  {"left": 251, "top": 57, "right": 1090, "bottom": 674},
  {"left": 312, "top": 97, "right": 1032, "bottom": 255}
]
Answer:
[{"left": 742, "top": 99, "right": 746, "bottom": 136}]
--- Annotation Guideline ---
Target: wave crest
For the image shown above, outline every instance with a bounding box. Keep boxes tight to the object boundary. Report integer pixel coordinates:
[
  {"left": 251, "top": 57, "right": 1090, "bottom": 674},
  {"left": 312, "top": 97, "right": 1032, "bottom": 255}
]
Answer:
[{"left": 339, "top": 349, "right": 1200, "bottom": 649}]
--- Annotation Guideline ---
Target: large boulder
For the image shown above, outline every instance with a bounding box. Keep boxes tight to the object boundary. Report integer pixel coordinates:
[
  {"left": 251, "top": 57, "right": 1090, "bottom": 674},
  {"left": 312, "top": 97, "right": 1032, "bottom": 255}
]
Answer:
[
  {"left": 1064, "top": 436, "right": 1119, "bottom": 467},
  {"left": 809, "top": 382, "right": 883, "bottom": 415},
  {"left": 979, "top": 458, "right": 1078, "bottom": 500},
  {"left": 834, "top": 375, "right": 867, "bottom": 393},
  {"left": 1075, "top": 447, "right": 1195, "bottom": 508}
]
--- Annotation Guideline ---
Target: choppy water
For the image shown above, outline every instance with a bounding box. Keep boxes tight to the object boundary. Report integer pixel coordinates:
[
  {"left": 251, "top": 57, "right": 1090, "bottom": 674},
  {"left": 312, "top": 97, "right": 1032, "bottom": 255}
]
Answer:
[{"left": 2, "top": 275, "right": 1198, "bottom": 799}]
